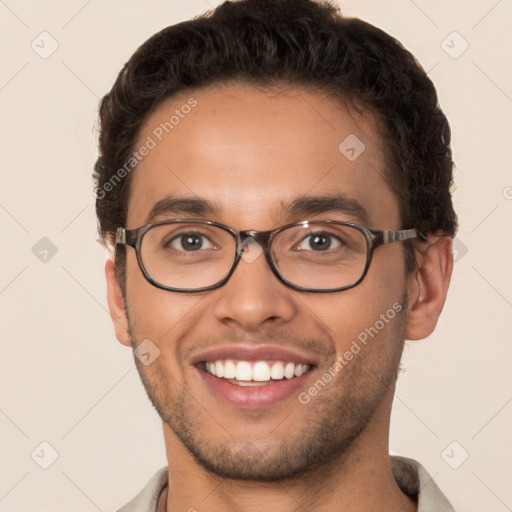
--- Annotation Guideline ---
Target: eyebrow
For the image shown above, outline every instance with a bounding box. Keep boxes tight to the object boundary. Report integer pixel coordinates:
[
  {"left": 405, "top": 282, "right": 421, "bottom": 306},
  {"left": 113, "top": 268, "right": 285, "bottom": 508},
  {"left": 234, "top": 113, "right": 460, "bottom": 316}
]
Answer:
[
  {"left": 146, "top": 195, "right": 220, "bottom": 222},
  {"left": 145, "top": 193, "right": 370, "bottom": 225},
  {"left": 281, "top": 194, "right": 370, "bottom": 225}
]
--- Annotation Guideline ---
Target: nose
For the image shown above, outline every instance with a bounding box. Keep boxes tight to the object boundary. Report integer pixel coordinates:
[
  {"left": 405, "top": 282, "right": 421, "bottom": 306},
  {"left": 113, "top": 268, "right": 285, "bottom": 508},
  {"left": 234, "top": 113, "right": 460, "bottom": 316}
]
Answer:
[{"left": 212, "top": 238, "right": 297, "bottom": 331}]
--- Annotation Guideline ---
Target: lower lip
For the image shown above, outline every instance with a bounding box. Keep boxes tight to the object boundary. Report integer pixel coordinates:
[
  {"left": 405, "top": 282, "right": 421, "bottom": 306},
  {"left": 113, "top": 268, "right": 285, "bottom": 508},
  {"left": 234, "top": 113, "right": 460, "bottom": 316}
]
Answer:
[{"left": 197, "top": 367, "right": 313, "bottom": 409}]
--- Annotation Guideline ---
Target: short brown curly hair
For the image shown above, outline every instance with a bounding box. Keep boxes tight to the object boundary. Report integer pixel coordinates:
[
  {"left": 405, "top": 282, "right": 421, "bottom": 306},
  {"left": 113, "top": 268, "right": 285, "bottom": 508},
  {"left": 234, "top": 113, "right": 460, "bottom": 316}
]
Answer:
[{"left": 93, "top": 0, "right": 458, "bottom": 289}]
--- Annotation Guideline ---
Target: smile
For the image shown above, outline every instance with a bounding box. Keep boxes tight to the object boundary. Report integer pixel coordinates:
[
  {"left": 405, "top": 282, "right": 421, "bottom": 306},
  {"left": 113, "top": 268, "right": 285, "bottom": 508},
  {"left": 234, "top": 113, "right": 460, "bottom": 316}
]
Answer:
[{"left": 204, "top": 359, "right": 311, "bottom": 385}]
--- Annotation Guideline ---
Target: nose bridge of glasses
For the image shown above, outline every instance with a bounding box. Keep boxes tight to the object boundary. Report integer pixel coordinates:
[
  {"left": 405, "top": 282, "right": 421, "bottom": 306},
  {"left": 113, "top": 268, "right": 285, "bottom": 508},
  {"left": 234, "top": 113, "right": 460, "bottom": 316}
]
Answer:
[
  {"left": 237, "top": 229, "right": 273, "bottom": 251},
  {"left": 232, "top": 230, "right": 277, "bottom": 271}
]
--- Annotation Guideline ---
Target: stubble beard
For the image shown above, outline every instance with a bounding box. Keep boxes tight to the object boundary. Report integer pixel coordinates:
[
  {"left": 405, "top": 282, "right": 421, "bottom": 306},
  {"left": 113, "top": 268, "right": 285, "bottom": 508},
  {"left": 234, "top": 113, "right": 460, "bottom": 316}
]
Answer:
[{"left": 127, "top": 295, "right": 407, "bottom": 482}]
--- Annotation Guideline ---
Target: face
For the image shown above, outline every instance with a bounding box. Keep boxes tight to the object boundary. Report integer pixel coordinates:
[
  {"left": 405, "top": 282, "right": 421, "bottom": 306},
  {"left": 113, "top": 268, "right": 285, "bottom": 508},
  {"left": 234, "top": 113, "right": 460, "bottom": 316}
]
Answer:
[{"left": 117, "top": 83, "right": 412, "bottom": 480}]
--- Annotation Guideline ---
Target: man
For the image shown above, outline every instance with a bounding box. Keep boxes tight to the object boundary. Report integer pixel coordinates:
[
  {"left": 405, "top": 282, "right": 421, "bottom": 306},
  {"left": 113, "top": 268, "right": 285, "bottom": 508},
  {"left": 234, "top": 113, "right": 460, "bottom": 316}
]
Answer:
[{"left": 93, "top": 0, "right": 457, "bottom": 510}]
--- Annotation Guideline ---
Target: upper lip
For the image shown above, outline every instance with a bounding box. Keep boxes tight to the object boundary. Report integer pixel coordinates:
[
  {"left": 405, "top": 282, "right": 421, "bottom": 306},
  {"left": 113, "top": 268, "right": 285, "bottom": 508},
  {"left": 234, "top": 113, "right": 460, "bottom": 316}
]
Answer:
[{"left": 190, "top": 345, "right": 319, "bottom": 366}]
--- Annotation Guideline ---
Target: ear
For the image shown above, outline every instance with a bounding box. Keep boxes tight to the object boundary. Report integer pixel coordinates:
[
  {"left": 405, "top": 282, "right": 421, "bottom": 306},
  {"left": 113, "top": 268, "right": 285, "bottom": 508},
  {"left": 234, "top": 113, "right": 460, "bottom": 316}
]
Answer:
[
  {"left": 404, "top": 235, "right": 454, "bottom": 340},
  {"left": 105, "top": 257, "right": 131, "bottom": 347}
]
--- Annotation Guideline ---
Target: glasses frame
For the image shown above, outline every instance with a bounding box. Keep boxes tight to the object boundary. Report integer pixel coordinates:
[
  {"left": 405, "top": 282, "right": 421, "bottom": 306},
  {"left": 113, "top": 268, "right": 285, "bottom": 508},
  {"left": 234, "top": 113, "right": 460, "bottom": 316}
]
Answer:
[{"left": 115, "top": 219, "right": 427, "bottom": 294}]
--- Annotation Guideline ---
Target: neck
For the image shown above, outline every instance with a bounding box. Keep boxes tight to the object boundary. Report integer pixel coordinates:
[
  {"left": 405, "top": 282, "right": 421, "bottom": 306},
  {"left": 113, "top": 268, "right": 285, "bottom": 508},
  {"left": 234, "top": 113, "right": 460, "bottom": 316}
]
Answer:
[{"left": 160, "top": 389, "right": 417, "bottom": 512}]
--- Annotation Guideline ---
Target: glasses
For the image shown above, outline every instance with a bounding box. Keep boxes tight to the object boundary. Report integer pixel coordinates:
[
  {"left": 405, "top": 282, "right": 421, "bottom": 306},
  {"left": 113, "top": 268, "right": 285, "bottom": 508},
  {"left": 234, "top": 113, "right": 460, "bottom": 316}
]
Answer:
[{"left": 115, "top": 219, "right": 426, "bottom": 293}]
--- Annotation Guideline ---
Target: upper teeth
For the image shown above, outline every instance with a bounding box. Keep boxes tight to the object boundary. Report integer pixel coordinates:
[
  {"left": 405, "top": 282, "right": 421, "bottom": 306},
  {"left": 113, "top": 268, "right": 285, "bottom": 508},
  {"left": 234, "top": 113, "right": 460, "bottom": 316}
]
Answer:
[{"left": 205, "top": 360, "right": 310, "bottom": 382}]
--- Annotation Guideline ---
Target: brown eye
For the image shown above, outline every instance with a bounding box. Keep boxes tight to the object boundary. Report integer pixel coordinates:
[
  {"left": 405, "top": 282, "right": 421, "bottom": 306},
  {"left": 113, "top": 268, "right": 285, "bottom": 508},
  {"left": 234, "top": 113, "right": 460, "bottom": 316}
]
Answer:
[
  {"left": 296, "top": 232, "right": 342, "bottom": 251},
  {"left": 164, "top": 232, "right": 214, "bottom": 251}
]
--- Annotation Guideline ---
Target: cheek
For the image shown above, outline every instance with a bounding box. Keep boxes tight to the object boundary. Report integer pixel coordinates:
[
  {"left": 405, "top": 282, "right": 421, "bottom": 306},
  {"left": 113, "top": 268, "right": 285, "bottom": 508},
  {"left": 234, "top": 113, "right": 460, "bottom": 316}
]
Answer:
[
  {"left": 300, "top": 252, "right": 407, "bottom": 350},
  {"left": 371, "top": 246, "right": 408, "bottom": 303},
  {"left": 302, "top": 293, "right": 399, "bottom": 346},
  {"left": 124, "top": 255, "right": 201, "bottom": 346}
]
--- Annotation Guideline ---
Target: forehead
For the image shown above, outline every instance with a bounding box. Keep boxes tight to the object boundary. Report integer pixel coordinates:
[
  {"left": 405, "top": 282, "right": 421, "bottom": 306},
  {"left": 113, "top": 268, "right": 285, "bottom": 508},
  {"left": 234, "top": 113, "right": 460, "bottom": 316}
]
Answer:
[{"left": 127, "top": 83, "right": 399, "bottom": 230}]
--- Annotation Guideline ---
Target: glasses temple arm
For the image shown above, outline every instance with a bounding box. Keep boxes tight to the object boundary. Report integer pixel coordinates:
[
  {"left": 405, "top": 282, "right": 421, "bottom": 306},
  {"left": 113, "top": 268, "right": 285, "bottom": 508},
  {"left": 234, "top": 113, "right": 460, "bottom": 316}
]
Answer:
[
  {"left": 382, "top": 228, "right": 428, "bottom": 244},
  {"left": 115, "top": 228, "right": 126, "bottom": 245}
]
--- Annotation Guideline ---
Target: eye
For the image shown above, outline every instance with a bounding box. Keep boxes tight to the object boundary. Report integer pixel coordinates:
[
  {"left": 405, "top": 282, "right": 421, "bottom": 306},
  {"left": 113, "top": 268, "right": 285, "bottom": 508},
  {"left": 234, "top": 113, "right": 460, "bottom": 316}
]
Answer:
[
  {"left": 166, "top": 232, "right": 215, "bottom": 251},
  {"left": 296, "top": 231, "right": 343, "bottom": 251}
]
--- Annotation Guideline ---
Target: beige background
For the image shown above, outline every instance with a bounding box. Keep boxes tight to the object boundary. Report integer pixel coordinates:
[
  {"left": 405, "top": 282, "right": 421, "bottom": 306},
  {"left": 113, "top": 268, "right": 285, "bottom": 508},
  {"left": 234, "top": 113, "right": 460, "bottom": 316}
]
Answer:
[{"left": 0, "top": 0, "right": 511, "bottom": 510}]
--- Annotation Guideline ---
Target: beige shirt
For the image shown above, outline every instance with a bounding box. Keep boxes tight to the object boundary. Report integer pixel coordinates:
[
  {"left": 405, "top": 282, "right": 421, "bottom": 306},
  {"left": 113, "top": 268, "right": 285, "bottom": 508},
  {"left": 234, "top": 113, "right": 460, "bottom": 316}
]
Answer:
[{"left": 116, "top": 455, "right": 455, "bottom": 511}]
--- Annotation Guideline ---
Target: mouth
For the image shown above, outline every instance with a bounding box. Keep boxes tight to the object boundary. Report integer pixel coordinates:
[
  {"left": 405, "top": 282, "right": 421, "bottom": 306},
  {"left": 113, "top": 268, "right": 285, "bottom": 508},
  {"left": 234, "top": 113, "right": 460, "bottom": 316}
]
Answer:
[{"left": 192, "top": 346, "right": 317, "bottom": 409}]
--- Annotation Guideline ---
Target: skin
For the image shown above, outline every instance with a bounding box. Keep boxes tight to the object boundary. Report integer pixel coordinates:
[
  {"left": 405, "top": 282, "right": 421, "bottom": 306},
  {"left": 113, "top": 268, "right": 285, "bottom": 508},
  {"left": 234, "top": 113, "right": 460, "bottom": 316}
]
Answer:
[{"left": 105, "top": 83, "right": 453, "bottom": 512}]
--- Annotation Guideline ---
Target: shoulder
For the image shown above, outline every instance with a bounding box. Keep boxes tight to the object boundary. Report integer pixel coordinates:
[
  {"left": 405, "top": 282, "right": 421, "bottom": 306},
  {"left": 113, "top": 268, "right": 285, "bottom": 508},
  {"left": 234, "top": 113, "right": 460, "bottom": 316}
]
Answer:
[
  {"left": 390, "top": 455, "right": 456, "bottom": 511},
  {"left": 115, "top": 466, "right": 168, "bottom": 512}
]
